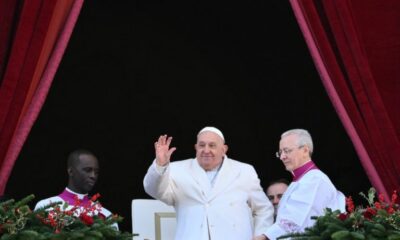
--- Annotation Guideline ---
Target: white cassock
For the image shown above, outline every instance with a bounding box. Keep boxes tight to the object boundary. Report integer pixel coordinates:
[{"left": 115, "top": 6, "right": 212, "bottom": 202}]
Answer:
[
  {"left": 143, "top": 156, "right": 274, "bottom": 240},
  {"left": 265, "top": 169, "right": 345, "bottom": 240}
]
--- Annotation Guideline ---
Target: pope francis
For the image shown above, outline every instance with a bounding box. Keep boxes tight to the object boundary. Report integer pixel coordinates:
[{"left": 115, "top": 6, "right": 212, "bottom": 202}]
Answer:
[{"left": 144, "top": 126, "right": 274, "bottom": 240}]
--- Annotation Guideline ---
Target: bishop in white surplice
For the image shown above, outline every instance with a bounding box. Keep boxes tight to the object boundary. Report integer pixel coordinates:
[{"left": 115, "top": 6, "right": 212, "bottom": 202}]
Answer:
[{"left": 265, "top": 129, "right": 345, "bottom": 240}]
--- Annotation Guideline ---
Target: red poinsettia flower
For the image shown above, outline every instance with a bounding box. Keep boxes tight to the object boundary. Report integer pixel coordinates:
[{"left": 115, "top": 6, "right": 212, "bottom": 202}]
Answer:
[
  {"left": 80, "top": 214, "right": 94, "bottom": 226},
  {"left": 378, "top": 193, "right": 385, "bottom": 203},
  {"left": 363, "top": 207, "right": 376, "bottom": 220},
  {"left": 391, "top": 190, "right": 398, "bottom": 204},
  {"left": 91, "top": 193, "right": 101, "bottom": 202},
  {"left": 387, "top": 207, "right": 395, "bottom": 214},
  {"left": 73, "top": 195, "right": 81, "bottom": 206},
  {"left": 338, "top": 213, "right": 348, "bottom": 221},
  {"left": 374, "top": 201, "right": 382, "bottom": 209},
  {"left": 346, "top": 196, "right": 355, "bottom": 213}
]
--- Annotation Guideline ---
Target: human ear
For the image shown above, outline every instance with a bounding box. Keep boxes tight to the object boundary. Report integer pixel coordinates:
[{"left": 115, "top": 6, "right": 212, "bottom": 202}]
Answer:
[
  {"left": 67, "top": 167, "right": 73, "bottom": 176},
  {"left": 223, "top": 144, "right": 228, "bottom": 154},
  {"left": 303, "top": 145, "right": 311, "bottom": 156}
]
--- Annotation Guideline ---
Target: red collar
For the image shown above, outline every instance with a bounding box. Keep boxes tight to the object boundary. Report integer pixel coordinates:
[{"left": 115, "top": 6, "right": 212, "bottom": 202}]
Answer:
[{"left": 292, "top": 160, "right": 318, "bottom": 182}]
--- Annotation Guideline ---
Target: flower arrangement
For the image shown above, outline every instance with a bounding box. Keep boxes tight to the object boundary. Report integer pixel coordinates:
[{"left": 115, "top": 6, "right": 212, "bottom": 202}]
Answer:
[
  {"left": 278, "top": 188, "right": 400, "bottom": 240},
  {"left": 0, "top": 194, "right": 135, "bottom": 240}
]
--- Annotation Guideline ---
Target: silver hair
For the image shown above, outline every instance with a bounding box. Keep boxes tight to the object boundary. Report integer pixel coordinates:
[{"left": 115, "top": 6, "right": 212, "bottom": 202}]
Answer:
[{"left": 281, "top": 129, "right": 313, "bottom": 155}]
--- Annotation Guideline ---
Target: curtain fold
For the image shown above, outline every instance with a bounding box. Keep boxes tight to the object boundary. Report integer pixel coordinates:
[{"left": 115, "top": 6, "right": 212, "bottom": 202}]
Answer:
[
  {"left": 290, "top": 0, "right": 400, "bottom": 200},
  {"left": 0, "top": 0, "right": 84, "bottom": 194}
]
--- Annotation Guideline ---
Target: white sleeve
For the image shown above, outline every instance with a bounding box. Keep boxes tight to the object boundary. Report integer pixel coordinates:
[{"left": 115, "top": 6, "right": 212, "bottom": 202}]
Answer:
[
  {"left": 264, "top": 218, "right": 301, "bottom": 240},
  {"left": 247, "top": 166, "right": 274, "bottom": 236},
  {"left": 34, "top": 196, "right": 63, "bottom": 211},
  {"left": 266, "top": 177, "right": 329, "bottom": 239},
  {"left": 143, "top": 160, "right": 175, "bottom": 205},
  {"left": 155, "top": 161, "right": 168, "bottom": 174}
]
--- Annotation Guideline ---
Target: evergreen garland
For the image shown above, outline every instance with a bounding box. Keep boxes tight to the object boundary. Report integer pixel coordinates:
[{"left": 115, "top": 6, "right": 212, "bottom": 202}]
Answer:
[
  {"left": 277, "top": 188, "right": 400, "bottom": 240},
  {"left": 0, "top": 194, "right": 136, "bottom": 240}
]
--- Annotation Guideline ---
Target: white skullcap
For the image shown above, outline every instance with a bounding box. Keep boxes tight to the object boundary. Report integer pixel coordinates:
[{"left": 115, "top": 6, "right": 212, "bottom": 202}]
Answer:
[{"left": 198, "top": 126, "right": 225, "bottom": 141}]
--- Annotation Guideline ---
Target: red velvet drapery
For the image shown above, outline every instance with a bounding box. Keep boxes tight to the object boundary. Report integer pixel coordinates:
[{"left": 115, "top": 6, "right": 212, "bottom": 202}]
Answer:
[
  {"left": 0, "top": 0, "right": 84, "bottom": 194},
  {"left": 290, "top": 0, "right": 400, "bottom": 200}
]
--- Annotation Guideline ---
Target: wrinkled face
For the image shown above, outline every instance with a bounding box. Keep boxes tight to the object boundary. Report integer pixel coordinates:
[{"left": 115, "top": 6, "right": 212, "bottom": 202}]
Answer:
[
  {"left": 68, "top": 154, "right": 99, "bottom": 194},
  {"left": 267, "top": 183, "right": 288, "bottom": 210},
  {"left": 278, "top": 134, "right": 310, "bottom": 171},
  {"left": 195, "top": 131, "right": 227, "bottom": 171}
]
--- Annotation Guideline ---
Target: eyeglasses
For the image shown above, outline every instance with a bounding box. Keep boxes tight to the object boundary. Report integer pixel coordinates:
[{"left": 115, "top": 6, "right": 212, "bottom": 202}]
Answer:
[{"left": 275, "top": 145, "right": 304, "bottom": 158}]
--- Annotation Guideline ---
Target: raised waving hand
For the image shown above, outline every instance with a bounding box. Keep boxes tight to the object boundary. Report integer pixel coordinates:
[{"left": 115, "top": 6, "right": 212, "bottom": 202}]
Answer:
[{"left": 154, "top": 135, "right": 176, "bottom": 166}]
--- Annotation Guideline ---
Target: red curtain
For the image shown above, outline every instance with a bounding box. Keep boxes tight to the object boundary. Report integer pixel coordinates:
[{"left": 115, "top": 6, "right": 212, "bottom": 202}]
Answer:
[
  {"left": 0, "top": 0, "right": 84, "bottom": 194},
  {"left": 290, "top": 0, "right": 400, "bottom": 200}
]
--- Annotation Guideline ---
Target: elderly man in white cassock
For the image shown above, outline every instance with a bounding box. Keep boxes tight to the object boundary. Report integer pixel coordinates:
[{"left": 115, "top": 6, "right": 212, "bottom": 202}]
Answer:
[
  {"left": 144, "top": 126, "right": 274, "bottom": 240},
  {"left": 264, "top": 129, "right": 345, "bottom": 240}
]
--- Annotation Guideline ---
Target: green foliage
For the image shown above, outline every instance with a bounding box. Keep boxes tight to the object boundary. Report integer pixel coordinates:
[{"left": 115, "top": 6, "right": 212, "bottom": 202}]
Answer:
[
  {"left": 278, "top": 188, "right": 400, "bottom": 240},
  {"left": 0, "top": 194, "right": 135, "bottom": 240}
]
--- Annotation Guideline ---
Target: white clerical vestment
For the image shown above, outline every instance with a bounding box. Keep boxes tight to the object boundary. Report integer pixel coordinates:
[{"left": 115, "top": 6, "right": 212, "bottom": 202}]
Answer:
[
  {"left": 265, "top": 169, "right": 345, "bottom": 239},
  {"left": 144, "top": 156, "right": 274, "bottom": 240}
]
